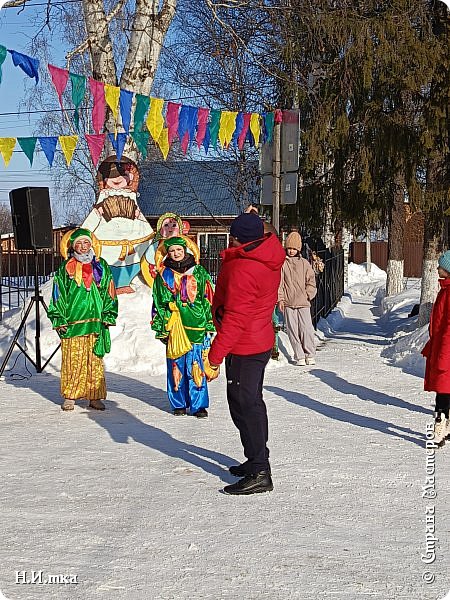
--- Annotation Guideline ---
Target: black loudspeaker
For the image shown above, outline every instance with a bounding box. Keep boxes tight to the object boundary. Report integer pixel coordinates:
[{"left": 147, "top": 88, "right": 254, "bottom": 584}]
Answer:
[{"left": 9, "top": 187, "right": 53, "bottom": 249}]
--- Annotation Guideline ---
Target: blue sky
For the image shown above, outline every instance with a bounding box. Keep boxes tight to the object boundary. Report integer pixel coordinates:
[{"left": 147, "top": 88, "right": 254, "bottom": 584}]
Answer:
[{"left": 0, "top": 4, "right": 66, "bottom": 206}]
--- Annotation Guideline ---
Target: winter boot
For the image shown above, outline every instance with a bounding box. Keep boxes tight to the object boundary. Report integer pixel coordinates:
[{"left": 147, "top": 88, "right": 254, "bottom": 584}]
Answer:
[
  {"left": 433, "top": 413, "right": 448, "bottom": 446},
  {"left": 223, "top": 471, "right": 273, "bottom": 495},
  {"left": 295, "top": 358, "right": 306, "bottom": 366},
  {"left": 173, "top": 408, "right": 187, "bottom": 416},
  {"left": 193, "top": 408, "right": 208, "bottom": 418},
  {"left": 305, "top": 356, "right": 316, "bottom": 365},
  {"left": 89, "top": 399, "right": 105, "bottom": 411},
  {"left": 61, "top": 399, "right": 75, "bottom": 411}
]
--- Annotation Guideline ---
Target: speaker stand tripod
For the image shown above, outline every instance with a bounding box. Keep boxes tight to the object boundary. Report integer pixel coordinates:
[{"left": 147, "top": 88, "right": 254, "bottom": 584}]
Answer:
[{"left": 0, "top": 249, "right": 60, "bottom": 377}]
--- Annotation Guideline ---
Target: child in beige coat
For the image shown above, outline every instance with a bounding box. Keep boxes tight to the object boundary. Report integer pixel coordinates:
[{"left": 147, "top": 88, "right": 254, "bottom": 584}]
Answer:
[{"left": 278, "top": 232, "right": 317, "bottom": 366}]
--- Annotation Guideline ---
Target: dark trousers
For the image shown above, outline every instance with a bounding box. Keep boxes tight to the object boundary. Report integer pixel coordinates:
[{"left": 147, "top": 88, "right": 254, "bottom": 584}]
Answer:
[
  {"left": 225, "top": 350, "right": 272, "bottom": 473},
  {"left": 435, "top": 393, "right": 450, "bottom": 417}
]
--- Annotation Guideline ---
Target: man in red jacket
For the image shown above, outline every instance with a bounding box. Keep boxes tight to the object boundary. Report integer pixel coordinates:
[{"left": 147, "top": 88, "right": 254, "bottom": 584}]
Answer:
[{"left": 208, "top": 212, "right": 285, "bottom": 494}]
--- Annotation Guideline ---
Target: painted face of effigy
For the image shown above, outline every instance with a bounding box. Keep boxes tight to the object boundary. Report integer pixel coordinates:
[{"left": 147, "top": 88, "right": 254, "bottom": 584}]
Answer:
[{"left": 160, "top": 218, "right": 180, "bottom": 239}]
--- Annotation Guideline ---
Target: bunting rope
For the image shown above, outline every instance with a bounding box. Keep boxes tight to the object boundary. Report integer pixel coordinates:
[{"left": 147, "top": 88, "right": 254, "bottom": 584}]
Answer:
[{"left": 0, "top": 43, "right": 285, "bottom": 168}]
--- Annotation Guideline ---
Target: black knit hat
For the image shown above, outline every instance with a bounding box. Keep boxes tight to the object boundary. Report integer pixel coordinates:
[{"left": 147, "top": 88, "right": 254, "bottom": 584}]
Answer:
[{"left": 230, "top": 213, "right": 264, "bottom": 243}]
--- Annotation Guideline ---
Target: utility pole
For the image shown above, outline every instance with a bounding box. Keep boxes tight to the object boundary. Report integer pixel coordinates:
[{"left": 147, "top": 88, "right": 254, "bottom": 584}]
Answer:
[{"left": 272, "top": 118, "right": 282, "bottom": 233}]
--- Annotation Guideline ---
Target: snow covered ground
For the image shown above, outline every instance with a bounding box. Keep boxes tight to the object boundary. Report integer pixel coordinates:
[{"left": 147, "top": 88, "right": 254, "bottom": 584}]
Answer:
[{"left": 0, "top": 263, "right": 448, "bottom": 600}]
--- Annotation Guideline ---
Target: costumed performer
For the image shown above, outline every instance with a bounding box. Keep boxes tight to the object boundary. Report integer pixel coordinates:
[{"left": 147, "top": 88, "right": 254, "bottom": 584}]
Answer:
[
  {"left": 151, "top": 235, "right": 218, "bottom": 417},
  {"left": 47, "top": 228, "right": 118, "bottom": 412}
]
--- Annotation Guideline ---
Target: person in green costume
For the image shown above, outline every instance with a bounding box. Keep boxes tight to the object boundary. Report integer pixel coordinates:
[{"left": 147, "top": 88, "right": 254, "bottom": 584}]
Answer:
[
  {"left": 151, "top": 236, "right": 217, "bottom": 417},
  {"left": 47, "top": 228, "right": 118, "bottom": 411}
]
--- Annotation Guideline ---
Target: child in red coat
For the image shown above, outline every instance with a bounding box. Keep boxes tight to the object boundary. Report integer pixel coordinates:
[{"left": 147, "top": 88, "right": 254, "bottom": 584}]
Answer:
[{"left": 422, "top": 250, "right": 450, "bottom": 446}]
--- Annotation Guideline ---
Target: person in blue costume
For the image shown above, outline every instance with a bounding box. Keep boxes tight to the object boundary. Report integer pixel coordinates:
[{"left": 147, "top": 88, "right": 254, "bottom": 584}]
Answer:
[{"left": 151, "top": 236, "right": 217, "bottom": 417}]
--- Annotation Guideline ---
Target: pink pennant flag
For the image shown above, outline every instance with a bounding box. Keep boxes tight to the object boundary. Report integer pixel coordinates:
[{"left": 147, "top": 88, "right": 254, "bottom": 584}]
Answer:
[
  {"left": 238, "top": 113, "right": 251, "bottom": 150},
  {"left": 85, "top": 133, "right": 106, "bottom": 167},
  {"left": 48, "top": 64, "right": 69, "bottom": 108},
  {"left": 89, "top": 78, "right": 106, "bottom": 134},
  {"left": 166, "top": 102, "right": 181, "bottom": 145},
  {"left": 196, "top": 107, "right": 209, "bottom": 149}
]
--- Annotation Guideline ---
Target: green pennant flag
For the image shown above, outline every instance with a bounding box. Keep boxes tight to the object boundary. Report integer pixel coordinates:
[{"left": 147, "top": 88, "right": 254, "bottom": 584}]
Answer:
[
  {"left": 0, "top": 45, "right": 7, "bottom": 84},
  {"left": 134, "top": 94, "right": 150, "bottom": 131},
  {"left": 70, "top": 72, "right": 87, "bottom": 130},
  {"left": 131, "top": 130, "right": 149, "bottom": 158},
  {"left": 17, "top": 137, "right": 37, "bottom": 166},
  {"left": 209, "top": 109, "right": 221, "bottom": 149}
]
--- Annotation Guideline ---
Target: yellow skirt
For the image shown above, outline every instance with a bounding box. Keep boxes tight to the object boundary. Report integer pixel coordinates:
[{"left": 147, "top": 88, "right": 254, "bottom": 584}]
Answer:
[{"left": 60, "top": 335, "right": 106, "bottom": 400}]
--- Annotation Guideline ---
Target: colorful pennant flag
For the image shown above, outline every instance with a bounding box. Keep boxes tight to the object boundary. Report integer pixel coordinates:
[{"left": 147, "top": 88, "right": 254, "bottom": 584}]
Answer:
[
  {"left": 250, "top": 113, "right": 261, "bottom": 146},
  {"left": 166, "top": 102, "right": 180, "bottom": 146},
  {"left": 219, "top": 111, "right": 237, "bottom": 148},
  {"left": 263, "top": 112, "right": 275, "bottom": 144},
  {"left": 59, "top": 135, "right": 78, "bottom": 166},
  {"left": 17, "top": 137, "right": 37, "bottom": 166},
  {"left": 0, "top": 45, "right": 7, "bottom": 84},
  {"left": 104, "top": 84, "right": 120, "bottom": 120},
  {"left": 85, "top": 133, "right": 106, "bottom": 167},
  {"left": 238, "top": 113, "right": 251, "bottom": 150},
  {"left": 146, "top": 97, "right": 164, "bottom": 142},
  {"left": 134, "top": 94, "right": 150, "bottom": 132},
  {"left": 48, "top": 64, "right": 69, "bottom": 109},
  {"left": 70, "top": 73, "right": 86, "bottom": 130},
  {"left": 131, "top": 130, "right": 149, "bottom": 159},
  {"left": 108, "top": 132, "right": 127, "bottom": 160},
  {"left": 0, "top": 138, "right": 16, "bottom": 166},
  {"left": 38, "top": 137, "right": 58, "bottom": 167},
  {"left": 196, "top": 107, "right": 209, "bottom": 149},
  {"left": 89, "top": 78, "right": 106, "bottom": 134},
  {"left": 202, "top": 125, "right": 211, "bottom": 154},
  {"left": 209, "top": 109, "right": 221, "bottom": 150},
  {"left": 119, "top": 89, "right": 133, "bottom": 134},
  {"left": 157, "top": 128, "right": 170, "bottom": 160},
  {"left": 232, "top": 112, "right": 244, "bottom": 148},
  {"left": 8, "top": 50, "right": 39, "bottom": 83}
]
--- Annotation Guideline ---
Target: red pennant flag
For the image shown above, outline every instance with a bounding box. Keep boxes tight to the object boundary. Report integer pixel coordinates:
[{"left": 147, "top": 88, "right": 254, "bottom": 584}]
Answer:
[
  {"left": 238, "top": 113, "right": 251, "bottom": 150},
  {"left": 85, "top": 133, "right": 106, "bottom": 167},
  {"left": 48, "top": 64, "right": 69, "bottom": 108},
  {"left": 166, "top": 102, "right": 181, "bottom": 146},
  {"left": 89, "top": 78, "right": 106, "bottom": 134},
  {"left": 196, "top": 107, "right": 209, "bottom": 149}
]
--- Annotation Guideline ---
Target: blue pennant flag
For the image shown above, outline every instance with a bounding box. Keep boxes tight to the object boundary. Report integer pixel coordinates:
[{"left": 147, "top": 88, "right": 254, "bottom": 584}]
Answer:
[
  {"left": 38, "top": 137, "right": 58, "bottom": 167},
  {"left": 232, "top": 112, "right": 244, "bottom": 148},
  {"left": 108, "top": 132, "right": 127, "bottom": 160},
  {"left": 119, "top": 89, "right": 133, "bottom": 134},
  {"left": 9, "top": 50, "right": 39, "bottom": 84}
]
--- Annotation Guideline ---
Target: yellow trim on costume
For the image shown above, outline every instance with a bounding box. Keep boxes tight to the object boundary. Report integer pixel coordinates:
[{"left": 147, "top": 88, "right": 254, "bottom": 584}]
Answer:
[{"left": 101, "top": 232, "right": 155, "bottom": 261}]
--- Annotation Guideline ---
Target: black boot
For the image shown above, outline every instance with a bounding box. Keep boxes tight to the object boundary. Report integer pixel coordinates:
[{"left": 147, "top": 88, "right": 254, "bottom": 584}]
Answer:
[
  {"left": 173, "top": 408, "right": 187, "bottom": 416},
  {"left": 193, "top": 408, "right": 208, "bottom": 418},
  {"left": 229, "top": 462, "right": 250, "bottom": 477},
  {"left": 223, "top": 471, "right": 273, "bottom": 495}
]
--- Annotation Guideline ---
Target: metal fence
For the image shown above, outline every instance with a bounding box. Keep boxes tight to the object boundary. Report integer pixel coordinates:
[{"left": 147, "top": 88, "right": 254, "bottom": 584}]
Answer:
[{"left": 310, "top": 249, "right": 345, "bottom": 327}]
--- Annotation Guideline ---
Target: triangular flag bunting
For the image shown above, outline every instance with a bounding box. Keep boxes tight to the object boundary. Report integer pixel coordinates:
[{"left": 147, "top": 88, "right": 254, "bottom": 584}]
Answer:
[
  {"left": 70, "top": 73, "right": 86, "bottom": 130},
  {"left": 89, "top": 78, "right": 106, "bottom": 134},
  {"left": 219, "top": 111, "right": 237, "bottom": 148},
  {"left": 38, "top": 137, "right": 58, "bottom": 167},
  {"left": 209, "top": 109, "right": 220, "bottom": 149},
  {"left": 0, "top": 45, "right": 7, "bottom": 84},
  {"left": 156, "top": 128, "right": 170, "bottom": 160},
  {"left": 147, "top": 97, "right": 164, "bottom": 142},
  {"left": 48, "top": 64, "right": 69, "bottom": 109},
  {"left": 85, "top": 134, "right": 106, "bottom": 167},
  {"left": 250, "top": 113, "right": 261, "bottom": 146},
  {"left": 134, "top": 94, "right": 150, "bottom": 132},
  {"left": 17, "top": 137, "right": 37, "bottom": 166},
  {"left": 238, "top": 113, "right": 251, "bottom": 150},
  {"left": 196, "top": 107, "right": 209, "bottom": 149},
  {"left": 119, "top": 89, "right": 133, "bottom": 134},
  {"left": 8, "top": 50, "right": 39, "bottom": 83},
  {"left": 0, "top": 138, "right": 16, "bottom": 166},
  {"left": 59, "top": 135, "right": 78, "bottom": 166},
  {"left": 131, "top": 130, "right": 149, "bottom": 158},
  {"left": 166, "top": 102, "right": 180, "bottom": 145},
  {"left": 108, "top": 132, "right": 127, "bottom": 160},
  {"left": 104, "top": 84, "right": 120, "bottom": 120}
]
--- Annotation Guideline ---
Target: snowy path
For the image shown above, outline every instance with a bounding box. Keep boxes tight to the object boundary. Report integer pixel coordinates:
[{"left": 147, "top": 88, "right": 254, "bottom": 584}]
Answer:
[{"left": 0, "top": 292, "right": 449, "bottom": 600}]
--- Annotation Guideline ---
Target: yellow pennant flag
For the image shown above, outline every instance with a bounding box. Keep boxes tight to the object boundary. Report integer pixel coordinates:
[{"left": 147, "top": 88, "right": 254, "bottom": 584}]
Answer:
[
  {"left": 250, "top": 113, "right": 261, "bottom": 146},
  {"left": 0, "top": 138, "right": 16, "bottom": 167},
  {"left": 147, "top": 97, "right": 165, "bottom": 142},
  {"left": 59, "top": 135, "right": 78, "bottom": 166},
  {"left": 104, "top": 84, "right": 120, "bottom": 119},
  {"left": 218, "top": 111, "right": 237, "bottom": 148},
  {"left": 156, "top": 128, "right": 170, "bottom": 160}
]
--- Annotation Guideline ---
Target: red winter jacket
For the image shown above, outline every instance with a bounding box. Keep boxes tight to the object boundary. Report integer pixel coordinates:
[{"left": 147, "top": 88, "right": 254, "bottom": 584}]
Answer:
[
  {"left": 422, "top": 277, "right": 450, "bottom": 393},
  {"left": 208, "top": 232, "right": 285, "bottom": 365}
]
